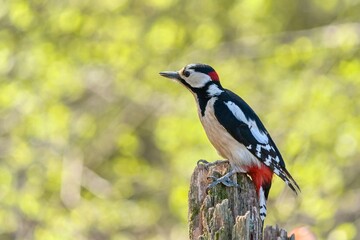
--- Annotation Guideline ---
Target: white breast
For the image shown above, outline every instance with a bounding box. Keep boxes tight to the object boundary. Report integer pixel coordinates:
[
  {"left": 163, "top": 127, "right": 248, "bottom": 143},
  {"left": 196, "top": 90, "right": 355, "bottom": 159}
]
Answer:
[{"left": 198, "top": 97, "right": 261, "bottom": 172}]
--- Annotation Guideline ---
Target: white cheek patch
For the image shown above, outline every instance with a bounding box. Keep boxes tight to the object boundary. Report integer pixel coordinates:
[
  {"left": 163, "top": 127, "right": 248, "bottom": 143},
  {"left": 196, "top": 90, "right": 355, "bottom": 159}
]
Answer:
[
  {"left": 224, "top": 101, "right": 269, "bottom": 144},
  {"left": 185, "top": 72, "right": 211, "bottom": 88}
]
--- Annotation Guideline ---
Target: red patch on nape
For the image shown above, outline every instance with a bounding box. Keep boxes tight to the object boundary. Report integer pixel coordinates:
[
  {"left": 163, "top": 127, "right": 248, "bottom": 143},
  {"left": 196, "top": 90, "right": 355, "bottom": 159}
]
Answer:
[
  {"left": 247, "top": 165, "right": 273, "bottom": 196},
  {"left": 208, "top": 71, "right": 219, "bottom": 81}
]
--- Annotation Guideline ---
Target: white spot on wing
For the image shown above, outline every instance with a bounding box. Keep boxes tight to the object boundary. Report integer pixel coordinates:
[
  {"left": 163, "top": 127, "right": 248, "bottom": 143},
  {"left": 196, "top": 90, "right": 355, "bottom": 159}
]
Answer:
[
  {"left": 273, "top": 168, "right": 280, "bottom": 175},
  {"left": 264, "top": 156, "right": 271, "bottom": 166},
  {"left": 224, "top": 101, "right": 269, "bottom": 144}
]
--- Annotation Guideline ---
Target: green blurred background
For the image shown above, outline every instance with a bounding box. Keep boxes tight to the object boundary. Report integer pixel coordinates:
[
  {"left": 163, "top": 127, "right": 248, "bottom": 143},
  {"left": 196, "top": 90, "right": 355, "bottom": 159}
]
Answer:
[{"left": 0, "top": 0, "right": 360, "bottom": 239}]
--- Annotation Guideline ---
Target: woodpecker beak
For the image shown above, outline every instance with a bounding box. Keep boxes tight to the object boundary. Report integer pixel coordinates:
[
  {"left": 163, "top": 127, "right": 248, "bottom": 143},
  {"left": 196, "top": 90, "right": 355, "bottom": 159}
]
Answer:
[{"left": 159, "top": 71, "right": 181, "bottom": 80}]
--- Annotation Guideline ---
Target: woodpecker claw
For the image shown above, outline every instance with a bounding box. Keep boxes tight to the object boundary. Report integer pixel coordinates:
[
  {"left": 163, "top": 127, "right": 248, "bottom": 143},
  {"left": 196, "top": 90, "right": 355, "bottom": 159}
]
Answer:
[
  {"left": 197, "top": 159, "right": 209, "bottom": 166},
  {"left": 207, "top": 176, "right": 239, "bottom": 188},
  {"left": 206, "top": 170, "right": 240, "bottom": 192}
]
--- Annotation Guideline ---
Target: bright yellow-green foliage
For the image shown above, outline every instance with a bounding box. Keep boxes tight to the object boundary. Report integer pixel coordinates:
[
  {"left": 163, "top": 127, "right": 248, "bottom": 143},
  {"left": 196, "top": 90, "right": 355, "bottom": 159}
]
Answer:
[{"left": 0, "top": 0, "right": 359, "bottom": 239}]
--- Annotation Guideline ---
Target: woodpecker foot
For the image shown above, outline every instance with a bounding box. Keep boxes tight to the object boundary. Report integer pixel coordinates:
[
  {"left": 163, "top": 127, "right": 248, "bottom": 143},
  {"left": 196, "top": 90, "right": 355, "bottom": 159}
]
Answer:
[
  {"left": 206, "top": 170, "right": 239, "bottom": 191},
  {"left": 197, "top": 159, "right": 229, "bottom": 168}
]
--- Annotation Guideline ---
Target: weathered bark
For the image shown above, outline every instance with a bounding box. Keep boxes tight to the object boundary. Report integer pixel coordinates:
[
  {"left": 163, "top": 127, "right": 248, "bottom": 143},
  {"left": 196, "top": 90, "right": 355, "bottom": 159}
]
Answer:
[
  {"left": 188, "top": 160, "right": 294, "bottom": 240},
  {"left": 263, "top": 225, "right": 295, "bottom": 240}
]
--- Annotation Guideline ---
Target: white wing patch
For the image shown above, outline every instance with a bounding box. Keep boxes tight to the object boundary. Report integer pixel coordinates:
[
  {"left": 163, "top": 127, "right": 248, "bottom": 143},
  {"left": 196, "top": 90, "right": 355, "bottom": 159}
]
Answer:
[
  {"left": 225, "top": 101, "right": 269, "bottom": 144},
  {"left": 200, "top": 98, "right": 261, "bottom": 172}
]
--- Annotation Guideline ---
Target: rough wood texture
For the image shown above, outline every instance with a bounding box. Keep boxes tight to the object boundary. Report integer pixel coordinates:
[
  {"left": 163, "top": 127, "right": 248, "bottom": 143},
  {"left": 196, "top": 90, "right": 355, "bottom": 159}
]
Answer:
[
  {"left": 188, "top": 161, "right": 294, "bottom": 240},
  {"left": 263, "top": 225, "right": 295, "bottom": 240}
]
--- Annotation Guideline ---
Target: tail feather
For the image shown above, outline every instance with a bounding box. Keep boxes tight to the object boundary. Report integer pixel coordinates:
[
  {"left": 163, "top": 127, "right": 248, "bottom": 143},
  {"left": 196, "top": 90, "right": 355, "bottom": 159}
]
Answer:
[
  {"left": 247, "top": 163, "right": 299, "bottom": 222},
  {"left": 283, "top": 167, "right": 301, "bottom": 193},
  {"left": 258, "top": 152, "right": 300, "bottom": 195},
  {"left": 247, "top": 166, "right": 273, "bottom": 222},
  {"left": 275, "top": 164, "right": 300, "bottom": 195}
]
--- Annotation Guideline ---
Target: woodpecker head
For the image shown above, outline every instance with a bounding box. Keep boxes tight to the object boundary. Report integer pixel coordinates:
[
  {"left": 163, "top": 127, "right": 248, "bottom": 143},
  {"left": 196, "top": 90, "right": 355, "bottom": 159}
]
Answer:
[{"left": 159, "top": 63, "right": 222, "bottom": 96}]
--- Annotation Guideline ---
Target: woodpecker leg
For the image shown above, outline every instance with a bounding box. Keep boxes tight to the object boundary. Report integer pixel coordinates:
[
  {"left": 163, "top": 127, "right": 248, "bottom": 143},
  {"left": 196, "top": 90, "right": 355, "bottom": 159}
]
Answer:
[
  {"left": 197, "top": 159, "right": 229, "bottom": 168},
  {"left": 207, "top": 169, "right": 239, "bottom": 190}
]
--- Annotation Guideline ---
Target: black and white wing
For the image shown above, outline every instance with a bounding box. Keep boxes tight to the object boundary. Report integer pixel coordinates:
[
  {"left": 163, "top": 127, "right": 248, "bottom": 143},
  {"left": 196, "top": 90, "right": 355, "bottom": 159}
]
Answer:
[{"left": 214, "top": 89, "right": 300, "bottom": 193}]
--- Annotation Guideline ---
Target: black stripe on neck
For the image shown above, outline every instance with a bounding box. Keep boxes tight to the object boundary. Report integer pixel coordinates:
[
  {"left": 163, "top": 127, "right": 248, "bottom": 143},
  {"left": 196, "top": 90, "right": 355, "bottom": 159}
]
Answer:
[
  {"left": 197, "top": 96, "right": 210, "bottom": 117},
  {"left": 195, "top": 82, "right": 219, "bottom": 116}
]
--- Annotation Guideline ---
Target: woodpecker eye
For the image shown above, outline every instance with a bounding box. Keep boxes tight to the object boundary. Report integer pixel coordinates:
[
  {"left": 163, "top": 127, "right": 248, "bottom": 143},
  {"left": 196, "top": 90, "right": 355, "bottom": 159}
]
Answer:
[{"left": 183, "top": 70, "right": 190, "bottom": 77}]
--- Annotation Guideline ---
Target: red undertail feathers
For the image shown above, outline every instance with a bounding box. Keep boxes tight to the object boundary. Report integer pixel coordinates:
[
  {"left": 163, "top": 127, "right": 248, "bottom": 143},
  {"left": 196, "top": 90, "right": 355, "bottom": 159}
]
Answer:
[{"left": 247, "top": 164, "right": 273, "bottom": 198}]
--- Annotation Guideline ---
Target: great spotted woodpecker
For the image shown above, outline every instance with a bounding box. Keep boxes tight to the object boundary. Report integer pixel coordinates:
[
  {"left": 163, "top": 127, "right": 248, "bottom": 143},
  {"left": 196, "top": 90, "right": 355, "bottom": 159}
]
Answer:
[{"left": 160, "top": 63, "right": 300, "bottom": 221}]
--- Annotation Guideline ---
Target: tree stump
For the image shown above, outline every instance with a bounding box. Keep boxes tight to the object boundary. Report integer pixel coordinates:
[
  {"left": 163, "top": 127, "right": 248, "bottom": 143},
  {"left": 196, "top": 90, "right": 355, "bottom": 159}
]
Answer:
[{"left": 188, "top": 160, "right": 294, "bottom": 240}]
